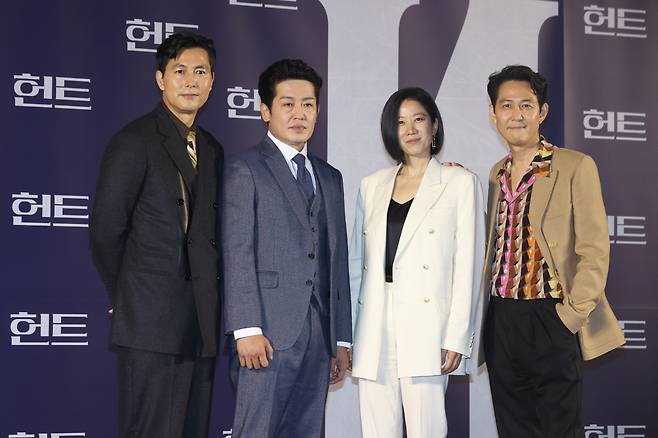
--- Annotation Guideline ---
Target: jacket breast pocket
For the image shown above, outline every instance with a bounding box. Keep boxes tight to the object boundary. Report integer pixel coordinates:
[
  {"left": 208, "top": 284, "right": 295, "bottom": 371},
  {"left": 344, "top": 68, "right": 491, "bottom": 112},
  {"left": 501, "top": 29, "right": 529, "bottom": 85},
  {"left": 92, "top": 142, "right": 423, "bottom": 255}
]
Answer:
[{"left": 257, "top": 270, "right": 279, "bottom": 289}]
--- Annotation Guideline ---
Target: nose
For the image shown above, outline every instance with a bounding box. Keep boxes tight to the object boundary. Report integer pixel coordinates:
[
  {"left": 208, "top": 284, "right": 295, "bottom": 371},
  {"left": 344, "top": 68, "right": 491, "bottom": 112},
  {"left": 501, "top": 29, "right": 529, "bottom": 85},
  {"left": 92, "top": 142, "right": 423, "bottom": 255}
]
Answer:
[
  {"left": 511, "top": 105, "right": 524, "bottom": 120},
  {"left": 185, "top": 71, "right": 198, "bottom": 88},
  {"left": 292, "top": 103, "right": 305, "bottom": 119}
]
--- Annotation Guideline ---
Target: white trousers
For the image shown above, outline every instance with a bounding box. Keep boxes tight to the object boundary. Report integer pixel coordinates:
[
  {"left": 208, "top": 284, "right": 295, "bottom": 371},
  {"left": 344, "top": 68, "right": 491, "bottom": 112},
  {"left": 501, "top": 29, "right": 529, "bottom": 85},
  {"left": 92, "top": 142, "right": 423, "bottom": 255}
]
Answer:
[{"left": 358, "top": 283, "right": 448, "bottom": 438}]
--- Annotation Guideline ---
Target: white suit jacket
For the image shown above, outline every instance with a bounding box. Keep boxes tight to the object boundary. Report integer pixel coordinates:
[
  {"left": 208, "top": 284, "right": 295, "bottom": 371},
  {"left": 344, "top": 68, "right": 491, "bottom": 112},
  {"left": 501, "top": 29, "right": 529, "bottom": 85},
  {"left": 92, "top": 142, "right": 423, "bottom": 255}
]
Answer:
[{"left": 349, "top": 158, "right": 485, "bottom": 380}]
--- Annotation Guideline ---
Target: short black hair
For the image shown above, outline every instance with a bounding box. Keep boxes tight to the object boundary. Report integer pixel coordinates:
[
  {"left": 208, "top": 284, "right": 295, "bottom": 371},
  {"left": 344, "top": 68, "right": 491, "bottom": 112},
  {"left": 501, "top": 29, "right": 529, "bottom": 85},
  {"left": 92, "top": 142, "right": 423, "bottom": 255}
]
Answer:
[
  {"left": 487, "top": 65, "right": 547, "bottom": 109},
  {"left": 380, "top": 87, "right": 444, "bottom": 164},
  {"left": 258, "top": 59, "right": 322, "bottom": 109},
  {"left": 156, "top": 31, "right": 216, "bottom": 74}
]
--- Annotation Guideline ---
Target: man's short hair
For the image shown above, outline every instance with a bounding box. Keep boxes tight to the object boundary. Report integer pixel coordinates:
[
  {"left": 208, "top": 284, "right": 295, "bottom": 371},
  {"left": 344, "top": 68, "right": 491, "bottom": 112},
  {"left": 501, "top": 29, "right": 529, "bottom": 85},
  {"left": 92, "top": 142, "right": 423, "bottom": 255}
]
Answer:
[
  {"left": 156, "top": 31, "right": 216, "bottom": 74},
  {"left": 487, "top": 65, "right": 547, "bottom": 109},
  {"left": 380, "top": 87, "right": 444, "bottom": 164},
  {"left": 258, "top": 59, "right": 323, "bottom": 109}
]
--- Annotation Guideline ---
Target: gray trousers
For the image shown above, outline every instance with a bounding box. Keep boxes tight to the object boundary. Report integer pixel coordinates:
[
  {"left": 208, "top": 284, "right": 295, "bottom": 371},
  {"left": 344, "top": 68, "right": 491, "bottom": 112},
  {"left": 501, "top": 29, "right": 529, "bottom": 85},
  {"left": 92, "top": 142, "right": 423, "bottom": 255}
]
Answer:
[{"left": 230, "top": 297, "right": 332, "bottom": 438}]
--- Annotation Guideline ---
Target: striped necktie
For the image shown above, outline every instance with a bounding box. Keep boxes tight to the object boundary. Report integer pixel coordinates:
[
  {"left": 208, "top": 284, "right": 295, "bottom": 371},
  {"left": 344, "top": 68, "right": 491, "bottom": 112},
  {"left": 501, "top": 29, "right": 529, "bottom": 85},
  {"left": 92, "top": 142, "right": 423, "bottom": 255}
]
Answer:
[{"left": 186, "top": 131, "right": 197, "bottom": 169}]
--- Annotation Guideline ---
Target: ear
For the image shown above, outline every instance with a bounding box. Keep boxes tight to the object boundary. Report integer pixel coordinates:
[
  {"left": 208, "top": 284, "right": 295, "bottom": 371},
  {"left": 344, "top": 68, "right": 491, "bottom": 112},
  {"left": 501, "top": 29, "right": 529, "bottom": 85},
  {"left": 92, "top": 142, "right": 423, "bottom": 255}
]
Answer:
[
  {"left": 260, "top": 102, "right": 271, "bottom": 123},
  {"left": 539, "top": 103, "right": 549, "bottom": 123},
  {"left": 155, "top": 71, "right": 165, "bottom": 92},
  {"left": 489, "top": 104, "right": 497, "bottom": 123},
  {"left": 433, "top": 118, "right": 439, "bottom": 135}
]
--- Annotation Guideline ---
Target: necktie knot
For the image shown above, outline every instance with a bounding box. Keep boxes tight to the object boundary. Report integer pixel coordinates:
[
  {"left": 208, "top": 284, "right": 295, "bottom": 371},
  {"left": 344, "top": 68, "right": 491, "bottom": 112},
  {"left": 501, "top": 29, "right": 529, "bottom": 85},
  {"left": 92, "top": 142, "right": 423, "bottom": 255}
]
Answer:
[
  {"left": 292, "top": 153, "right": 314, "bottom": 205},
  {"left": 292, "top": 153, "right": 305, "bottom": 168}
]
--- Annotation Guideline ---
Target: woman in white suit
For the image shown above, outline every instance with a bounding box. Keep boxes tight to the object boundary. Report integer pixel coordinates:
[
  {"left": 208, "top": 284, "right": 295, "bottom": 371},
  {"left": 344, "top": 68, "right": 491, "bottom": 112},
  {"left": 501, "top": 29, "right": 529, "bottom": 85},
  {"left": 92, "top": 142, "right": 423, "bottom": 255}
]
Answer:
[{"left": 349, "top": 88, "right": 485, "bottom": 438}]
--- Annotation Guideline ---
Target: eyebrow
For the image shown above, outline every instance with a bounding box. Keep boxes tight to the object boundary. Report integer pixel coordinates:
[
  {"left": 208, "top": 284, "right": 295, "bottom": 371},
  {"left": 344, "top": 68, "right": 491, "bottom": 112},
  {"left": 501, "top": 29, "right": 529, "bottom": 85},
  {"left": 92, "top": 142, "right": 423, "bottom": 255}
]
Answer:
[
  {"left": 399, "top": 112, "right": 428, "bottom": 118},
  {"left": 171, "top": 63, "right": 208, "bottom": 69},
  {"left": 278, "top": 96, "right": 316, "bottom": 101},
  {"left": 498, "top": 98, "right": 535, "bottom": 103}
]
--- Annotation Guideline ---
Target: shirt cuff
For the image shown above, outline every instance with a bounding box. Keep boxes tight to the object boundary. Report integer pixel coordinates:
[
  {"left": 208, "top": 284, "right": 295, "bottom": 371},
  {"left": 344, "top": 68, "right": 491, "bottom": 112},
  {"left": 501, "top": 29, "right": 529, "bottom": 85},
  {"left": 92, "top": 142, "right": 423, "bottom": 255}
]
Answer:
[
  {"left": 234, "top": 327, "right": 263, "bottom": 340},
  {"left": 337, "top": 341, "right": 352, "bottom": 349}
]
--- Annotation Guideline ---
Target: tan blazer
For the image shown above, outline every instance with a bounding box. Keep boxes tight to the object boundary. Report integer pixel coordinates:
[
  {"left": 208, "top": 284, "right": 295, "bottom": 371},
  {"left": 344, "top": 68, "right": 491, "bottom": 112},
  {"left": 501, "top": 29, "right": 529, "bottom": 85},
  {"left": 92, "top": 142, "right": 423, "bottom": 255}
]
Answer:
[
  {"left": 478, "top": 146, "right": 624, "bottom": 363},
  {"left": 349, "top": 158, "right": 485, "bottom": 380}
]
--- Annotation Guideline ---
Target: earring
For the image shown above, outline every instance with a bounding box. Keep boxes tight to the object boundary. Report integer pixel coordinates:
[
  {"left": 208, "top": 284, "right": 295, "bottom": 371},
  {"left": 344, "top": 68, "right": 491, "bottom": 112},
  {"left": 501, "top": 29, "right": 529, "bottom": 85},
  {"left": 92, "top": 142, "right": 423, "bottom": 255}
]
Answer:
[{"left": 431, "top": 135, "right": 437, "bottom": 152}]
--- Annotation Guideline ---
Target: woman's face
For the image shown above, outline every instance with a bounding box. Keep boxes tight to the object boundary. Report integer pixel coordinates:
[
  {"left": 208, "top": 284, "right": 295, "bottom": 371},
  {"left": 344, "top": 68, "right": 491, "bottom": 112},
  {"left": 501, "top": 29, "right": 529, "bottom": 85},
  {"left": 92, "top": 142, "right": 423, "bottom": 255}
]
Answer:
[{"left": 397, "top": 99, "right": 438, "bottom": 162}]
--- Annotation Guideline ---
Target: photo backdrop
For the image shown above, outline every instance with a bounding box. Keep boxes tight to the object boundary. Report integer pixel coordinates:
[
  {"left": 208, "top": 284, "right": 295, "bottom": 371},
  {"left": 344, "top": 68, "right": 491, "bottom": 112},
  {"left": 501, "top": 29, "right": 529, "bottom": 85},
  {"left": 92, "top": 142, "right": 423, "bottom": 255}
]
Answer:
[{"left": 3, "top": 1, "right": 655, "bottom": 437}]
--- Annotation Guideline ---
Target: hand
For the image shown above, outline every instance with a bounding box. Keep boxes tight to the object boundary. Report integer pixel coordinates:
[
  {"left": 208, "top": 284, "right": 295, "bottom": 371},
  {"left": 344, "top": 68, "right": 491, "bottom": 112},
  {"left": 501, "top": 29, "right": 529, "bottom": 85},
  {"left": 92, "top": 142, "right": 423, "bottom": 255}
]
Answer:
[
  {"left": 330, "top": 346, "right": 350, "bottom": 384},
  {"left": 236, "top": 334, "right": 274, "bottom": 369},
  {"left": 441, "top": 349, "right": 462, "bottom": 374}
]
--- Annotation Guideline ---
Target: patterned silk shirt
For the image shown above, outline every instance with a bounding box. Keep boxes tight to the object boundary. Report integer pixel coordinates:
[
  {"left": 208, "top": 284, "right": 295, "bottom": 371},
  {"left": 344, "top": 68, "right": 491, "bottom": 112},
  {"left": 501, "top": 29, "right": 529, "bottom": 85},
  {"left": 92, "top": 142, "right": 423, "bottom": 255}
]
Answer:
[{"left": 490, "top": 140, "right": 564, "bottom": 300}]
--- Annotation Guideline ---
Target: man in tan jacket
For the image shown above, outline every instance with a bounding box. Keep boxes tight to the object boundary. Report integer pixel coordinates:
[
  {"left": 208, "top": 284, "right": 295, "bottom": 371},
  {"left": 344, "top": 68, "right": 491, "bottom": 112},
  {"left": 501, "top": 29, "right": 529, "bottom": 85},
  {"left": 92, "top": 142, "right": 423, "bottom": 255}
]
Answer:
[{"left": 480, "top": 65, "right": 624, "bottom": 438}]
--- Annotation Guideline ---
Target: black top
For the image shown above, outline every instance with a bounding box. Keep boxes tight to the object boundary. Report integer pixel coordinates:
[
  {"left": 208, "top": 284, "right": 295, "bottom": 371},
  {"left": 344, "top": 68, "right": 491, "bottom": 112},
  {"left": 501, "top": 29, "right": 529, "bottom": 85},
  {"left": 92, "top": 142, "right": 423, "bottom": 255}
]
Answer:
[{"left": 385, "top": 198, "right": 413, "bottom": 282}]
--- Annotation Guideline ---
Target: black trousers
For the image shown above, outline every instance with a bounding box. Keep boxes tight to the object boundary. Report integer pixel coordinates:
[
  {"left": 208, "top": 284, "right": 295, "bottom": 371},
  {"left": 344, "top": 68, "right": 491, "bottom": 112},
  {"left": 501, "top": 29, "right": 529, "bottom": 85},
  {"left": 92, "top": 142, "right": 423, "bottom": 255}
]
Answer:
[
  {"left": 484, "top": 296, "right": 583, "bottom": 438},
  {"left": 116, "top": 346, "right": 215, "bottom": 438}
]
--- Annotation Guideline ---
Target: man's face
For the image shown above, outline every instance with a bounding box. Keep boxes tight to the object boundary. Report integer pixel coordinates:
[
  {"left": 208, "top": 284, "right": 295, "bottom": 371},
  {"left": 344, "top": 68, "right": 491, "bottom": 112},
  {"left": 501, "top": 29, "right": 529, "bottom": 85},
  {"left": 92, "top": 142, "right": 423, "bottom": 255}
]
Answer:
[
  {"left": 489, "top": 80, "right": 548, "bottom": 149},
  {"left": 260, "top": 79, "right": 318, "bottom": 151},
  {"left": 156, "top": 47, "right": 214, "bottom": 122}
]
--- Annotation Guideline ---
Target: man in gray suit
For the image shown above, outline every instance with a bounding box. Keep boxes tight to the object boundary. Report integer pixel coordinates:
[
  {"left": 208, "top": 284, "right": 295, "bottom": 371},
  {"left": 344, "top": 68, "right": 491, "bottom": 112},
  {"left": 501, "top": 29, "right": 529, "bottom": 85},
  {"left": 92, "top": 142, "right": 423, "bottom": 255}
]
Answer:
[{"left": 222, "top": 59, "right": 352, "bottom": 438}]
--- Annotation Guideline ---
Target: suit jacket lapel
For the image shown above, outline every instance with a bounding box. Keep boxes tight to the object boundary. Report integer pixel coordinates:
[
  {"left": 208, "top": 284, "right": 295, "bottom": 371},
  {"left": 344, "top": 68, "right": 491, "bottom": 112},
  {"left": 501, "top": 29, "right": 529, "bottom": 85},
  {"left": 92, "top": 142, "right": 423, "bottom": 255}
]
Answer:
[
  {"left": 484, "top": 159, "right": 505, "bottom": 273},
  {"left": 529, "top": 169, "right": 558, "bottom": 228},
  {"left": 310, "top": 154, "right": 337, "bottom": 254},
  {"left": 396, "top": 158, "right": 447, "bottom": 257},
  {"left": 193, "top": 129, "right": 215, "bottom": 211},
  {"left": 260, "top": 137, "right": 310, "bottom": 229},
  {"left": 371, "top": 165, "right": 399, "bottom": 247},
  {"left": 154, "top": 106, "right": 197, "bottom": 197}
]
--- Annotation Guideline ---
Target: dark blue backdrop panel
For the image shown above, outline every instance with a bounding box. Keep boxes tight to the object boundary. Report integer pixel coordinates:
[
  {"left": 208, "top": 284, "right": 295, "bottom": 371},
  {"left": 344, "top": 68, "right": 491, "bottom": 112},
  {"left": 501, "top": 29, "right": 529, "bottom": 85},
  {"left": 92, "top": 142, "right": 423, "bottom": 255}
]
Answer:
[{"left": 4, "top": 1, "right": 656, "bottom": 437}]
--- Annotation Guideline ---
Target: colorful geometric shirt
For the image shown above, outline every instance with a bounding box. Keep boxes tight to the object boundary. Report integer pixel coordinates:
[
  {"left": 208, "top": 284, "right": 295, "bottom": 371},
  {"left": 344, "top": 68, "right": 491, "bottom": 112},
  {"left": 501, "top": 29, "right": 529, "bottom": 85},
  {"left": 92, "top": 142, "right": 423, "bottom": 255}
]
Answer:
[{"left": 490, "top": 140, "right": 563, "bottom": 300}]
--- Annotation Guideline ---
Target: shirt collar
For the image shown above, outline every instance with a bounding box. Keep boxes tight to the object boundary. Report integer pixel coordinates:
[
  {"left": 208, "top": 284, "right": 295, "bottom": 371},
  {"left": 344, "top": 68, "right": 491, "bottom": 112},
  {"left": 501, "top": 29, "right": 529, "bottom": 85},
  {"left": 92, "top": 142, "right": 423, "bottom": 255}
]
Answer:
[
  {"left": 498, "top": 137, "right": 555, "bottom": 179},
  {"left": 161, "top": 101, "right": 196, "bottom": 141},
  {"left": 267, "top": 131, "right": 309, "bottom": 163}
]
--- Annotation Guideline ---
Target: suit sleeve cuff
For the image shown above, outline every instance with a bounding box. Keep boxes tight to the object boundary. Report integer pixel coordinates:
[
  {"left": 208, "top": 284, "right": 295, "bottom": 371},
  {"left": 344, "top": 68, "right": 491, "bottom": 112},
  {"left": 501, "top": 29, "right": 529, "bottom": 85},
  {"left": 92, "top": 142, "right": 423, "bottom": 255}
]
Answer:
[
  {"left": 337, "top": 341, "right": 352, "bottom": 349},
  {"left": 234, "top": 327, "right": 263, "bottom": 340}
]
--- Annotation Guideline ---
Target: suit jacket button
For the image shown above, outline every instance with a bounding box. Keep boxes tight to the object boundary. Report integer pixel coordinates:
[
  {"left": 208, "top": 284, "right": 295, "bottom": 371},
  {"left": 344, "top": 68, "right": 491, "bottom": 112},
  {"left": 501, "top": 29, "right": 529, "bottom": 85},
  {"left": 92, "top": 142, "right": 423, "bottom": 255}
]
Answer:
[
  {"left": 428, "top": 228, "right": 435, "bottom": 234},
  {"left": 358, "top": 298, "right": 363, "bottom": 304},
  {"left": 176, "top": 198, "right": 185, "bottom": 206},
  {"left": 424, "top": 297, "right": 430, "bottom": 303},
  {"left": 308, "top": 253, "right": 315, "bottom": 259},
  {"left": 210, "top": 238, "right": 216, "bottom": 246},
  {"left": 212, "top": 202, "right": 218, "bottom": 209},
  {"left": 422, "top": 264, "right": 429, "bottom": 270},
  {"left": 363, "top": 265, "right": 367, "bottom": 271},
  {"left": 216, "top": 274, "right": 221, "bottom": 280},
  {"left": 362, "top": 230, "right": 367, "bottom": 236},
  {"left": 187, "top": 238, "right": 193, "bottom": 245},
  {"left": 306, "top": 280, "right": 313, "bottom": 286},
  {"left": 184, "top": 274, "right": 192, "bottom": 280}
]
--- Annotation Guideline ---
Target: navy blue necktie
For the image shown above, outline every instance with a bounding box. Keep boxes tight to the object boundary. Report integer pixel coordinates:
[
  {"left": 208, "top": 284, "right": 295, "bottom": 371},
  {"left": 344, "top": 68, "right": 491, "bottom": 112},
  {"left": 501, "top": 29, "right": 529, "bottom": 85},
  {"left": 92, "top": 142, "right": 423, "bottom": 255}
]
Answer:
[{"left": 292, "top": 153, "right": 314, "bottom": 205}]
